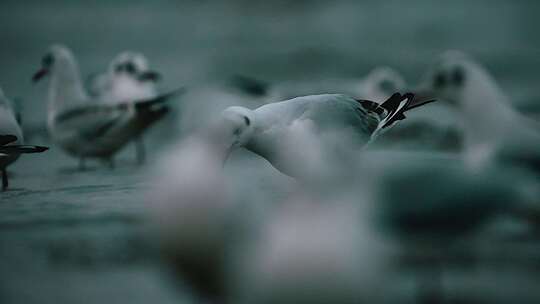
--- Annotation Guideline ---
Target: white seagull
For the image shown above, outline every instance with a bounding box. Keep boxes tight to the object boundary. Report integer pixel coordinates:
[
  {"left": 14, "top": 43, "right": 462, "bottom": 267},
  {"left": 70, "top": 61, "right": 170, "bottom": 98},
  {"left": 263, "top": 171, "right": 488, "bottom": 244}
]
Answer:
[
  {"left": 1, "top": 88, "right": 48, "bottom": 190},
  {"left": 416, "top": 51, "right": 540, "bottom": 172},
  {"left": 32, "top": 45, "right": 182, "bottom": 169},
  {"left": 88, "top": 51, "right": 160, "bottom": 102},
  {"left": 218, "top": 92, "right": 434, "bottom": 179},
  {"left": 87, "top": 51, "right": 161, "bottom": 164}
]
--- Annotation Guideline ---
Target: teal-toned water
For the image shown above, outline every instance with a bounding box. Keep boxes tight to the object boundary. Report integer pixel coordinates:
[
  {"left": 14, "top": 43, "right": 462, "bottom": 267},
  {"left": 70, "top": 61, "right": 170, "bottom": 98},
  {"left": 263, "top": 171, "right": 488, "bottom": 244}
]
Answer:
[{"left": 1, "top": 1, "right": 540, "bottom": 303}]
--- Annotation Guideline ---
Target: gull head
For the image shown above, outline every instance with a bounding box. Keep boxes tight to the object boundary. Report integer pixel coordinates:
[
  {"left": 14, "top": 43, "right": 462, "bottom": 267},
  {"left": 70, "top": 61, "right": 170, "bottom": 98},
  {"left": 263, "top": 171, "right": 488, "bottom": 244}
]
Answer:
[
  {"left": 216, "top": 106, "right": 255, "bottom": 150},
  {"left": 110, "top": 51, "right": 161, "bottom": 82},
  {"left": 32, "top": 44, "right": 77, "bottom": 83},
  {"left": 415, "top": 51, "right": 501, "bottom": 109},
  {"left": 364, "top": 66, "right": 406, "bottom": 97}
]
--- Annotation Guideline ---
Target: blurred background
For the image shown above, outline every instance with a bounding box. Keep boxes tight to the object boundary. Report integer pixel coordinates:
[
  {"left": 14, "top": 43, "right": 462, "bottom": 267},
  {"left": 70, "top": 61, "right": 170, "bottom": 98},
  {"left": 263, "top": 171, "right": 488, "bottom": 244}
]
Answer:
[{"left": 1, "top": 1, "right": 539, "bottom": 303}]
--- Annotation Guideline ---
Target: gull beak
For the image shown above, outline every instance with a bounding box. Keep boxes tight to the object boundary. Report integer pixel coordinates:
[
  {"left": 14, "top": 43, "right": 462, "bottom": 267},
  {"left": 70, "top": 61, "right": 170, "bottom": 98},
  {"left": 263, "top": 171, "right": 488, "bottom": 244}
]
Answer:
[
  {"left": 138, "top": 71, "right": 161, "bottom": 82},
  {"left": 32, "top": 68, "right": 49, "bottom": 83}
]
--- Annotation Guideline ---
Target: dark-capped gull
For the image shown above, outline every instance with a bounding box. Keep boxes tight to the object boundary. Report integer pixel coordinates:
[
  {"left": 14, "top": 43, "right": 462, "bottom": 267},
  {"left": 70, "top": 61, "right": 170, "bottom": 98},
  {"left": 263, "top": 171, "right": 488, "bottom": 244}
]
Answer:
[
  {"left": 87, "top": 51, "right": 162, "bottom": 164},
  {"left": 415, "top": 51, "right": 540, "bottom": 172},
  {"left": 87, "top": 51, "right": 160, "bottom": 101},
  {"left": 32, "top": 45, "right": 182, "bottom": 169}
]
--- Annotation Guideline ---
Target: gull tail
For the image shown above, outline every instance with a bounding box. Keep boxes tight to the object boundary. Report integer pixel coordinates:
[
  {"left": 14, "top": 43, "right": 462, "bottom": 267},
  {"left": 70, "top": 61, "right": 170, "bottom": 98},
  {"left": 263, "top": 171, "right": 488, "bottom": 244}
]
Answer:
[
  {"left": 0, "top": 135, "right": 18, "bottom": 146},
  {"left": 133, "top": 87, "right": 186, "bottom": 111},
  {"left": 0, "top": 145, "right": 49, "bottom": 154},
  {"left": 367, "top": 93, "right": 435, "bottom": 144},
  {"left": 379, "top": 92, "right": 436, "bottom": 129},
  {"left": 131, "top": 87, "right": 186, "bottom": 124},
  {"left": 118, "top": 87, "right": 186, "bottom": 139}
]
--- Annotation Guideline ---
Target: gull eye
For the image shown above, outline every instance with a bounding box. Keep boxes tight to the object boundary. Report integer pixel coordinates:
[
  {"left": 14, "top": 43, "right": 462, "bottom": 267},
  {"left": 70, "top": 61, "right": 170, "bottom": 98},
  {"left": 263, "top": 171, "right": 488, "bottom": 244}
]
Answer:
[
  {"left": 433, "top": 72, "right": 446, "bottom": 89},
  {"left": 243, "top": 116, "right": 250, "bottom": 126},
  {"left": 452, "top": 67, "right": 465, "bottom": 86}
]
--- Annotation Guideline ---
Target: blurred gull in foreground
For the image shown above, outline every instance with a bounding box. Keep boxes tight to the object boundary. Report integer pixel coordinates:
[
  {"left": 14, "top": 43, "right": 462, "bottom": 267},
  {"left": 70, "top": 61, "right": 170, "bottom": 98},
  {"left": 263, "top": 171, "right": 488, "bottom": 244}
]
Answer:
[
  {"left": 234, "top": 195, "right": 390, "bottom": 304},
  {"left": 32, "top": 45, "right": 182, "bottom": 169},
  {"left": 149, "top": 120, "right": 259, "bottom": 303},
  {"left": 357, "top": 150, "right": 540, "bottom": 303},
  {"left": 416, "top": 51, "right": 540, "bottom": 173},
  {"left": 0, "top": 88, "right": 48, "bottom": 190},
  {"left": 88, "top": 51, "right": 162, "bottom": 164},
  {"left": 149, "top": 125, "right": 388, "bottom": 303},
  {"left": 219, "top": 92, "right": 434, "bottom": 179}
]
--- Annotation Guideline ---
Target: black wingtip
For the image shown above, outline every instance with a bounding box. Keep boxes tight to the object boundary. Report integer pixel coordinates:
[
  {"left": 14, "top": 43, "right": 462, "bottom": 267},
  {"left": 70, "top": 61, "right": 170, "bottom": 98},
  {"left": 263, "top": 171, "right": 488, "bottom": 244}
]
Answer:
[
  {"left": 0, "top": 145, "right": 49, "bottom": 154},
  {"left": 134, "top": 86, "right": 186, "bottom": 111},
  {"left": 403, "top": 91, "right": 437, "bottom": 111},
  {"left": 0, "top": 135, "right": 18, "bottom": 146},
  {"left": 380, "top": 93, "right": 413, "bottom": 129},
  {"left": 380, "top": 92, "right": 404, "bottom": 111},
  {"left": 32, "top": 146, "right": 49, "bottom": 153}
]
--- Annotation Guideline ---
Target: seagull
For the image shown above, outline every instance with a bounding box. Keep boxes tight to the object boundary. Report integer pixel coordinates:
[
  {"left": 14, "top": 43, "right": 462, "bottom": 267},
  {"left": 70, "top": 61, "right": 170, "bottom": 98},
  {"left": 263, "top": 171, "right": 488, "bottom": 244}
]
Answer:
[
  {"left": 415, "top": 51, "right": 540, "bottom": 172},
  {"left": 150, "top": 129, "right": 252, "bottom": 303},
  {"left": 0, "top": 88, "right": 48, "bottom": 190},
  {"left": 218, "top": 92, "right": 435, "bottom": 179},
  {"left": 87, "top": 51, "right": 162, "bottom": 164},
  {"left": 234, "top": 195, "right": 389, "bottom": 304},
  {"left": 32, "top": 45, "right": 182, "bottom": 169},
  {"left": 230, "top": 66, "right": 407, "bottom": 102}
]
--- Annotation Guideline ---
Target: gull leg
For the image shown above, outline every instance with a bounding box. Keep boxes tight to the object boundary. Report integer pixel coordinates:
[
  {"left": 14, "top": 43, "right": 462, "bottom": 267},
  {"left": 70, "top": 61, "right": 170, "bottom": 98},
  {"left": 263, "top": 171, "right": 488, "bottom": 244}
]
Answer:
[
  {"left": 135, "top": 137, "right": 146, "bottom": 165},
  {"left": 1, "top": 169, "right": 7, "bottom": 191}
]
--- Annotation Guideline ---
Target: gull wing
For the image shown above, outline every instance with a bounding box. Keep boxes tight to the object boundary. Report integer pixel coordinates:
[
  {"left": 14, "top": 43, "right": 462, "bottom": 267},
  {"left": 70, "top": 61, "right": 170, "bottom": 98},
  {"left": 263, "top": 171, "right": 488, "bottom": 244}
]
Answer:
[
  {"left": 299, "top": 94, "right": 380, "bottom": 145},
  {"left": 54, "top": 103, "right": 133, "bottom": 140}
]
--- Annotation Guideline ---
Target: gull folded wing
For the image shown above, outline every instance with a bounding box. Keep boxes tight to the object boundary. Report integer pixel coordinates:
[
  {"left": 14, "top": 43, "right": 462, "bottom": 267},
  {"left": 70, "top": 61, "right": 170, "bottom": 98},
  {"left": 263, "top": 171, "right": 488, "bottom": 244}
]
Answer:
[
  {"left": 0, "top": 135, "right": 18, "bottom": 146},
  {"left": 54, "top": 104, "right": 131, "bottom": 140}
]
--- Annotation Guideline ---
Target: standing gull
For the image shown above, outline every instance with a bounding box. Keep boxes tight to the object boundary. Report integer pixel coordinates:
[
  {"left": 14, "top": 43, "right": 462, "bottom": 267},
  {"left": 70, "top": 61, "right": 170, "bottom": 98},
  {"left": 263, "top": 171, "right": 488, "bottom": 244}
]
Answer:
[
  {"left": 0, "top": 88, "right": 48, "bottom": 190},
  {"left": 219, "top": 92, "right": 434, "bottom": 179},
  {"left": 88, "top": 51, "right": 161, "bottom": 164},
  {"left": 32, "top": 45, "right": 182, "bottom": 169},
  {"left": 415, "top": 51, "right": 540, "bottom": 172}
]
